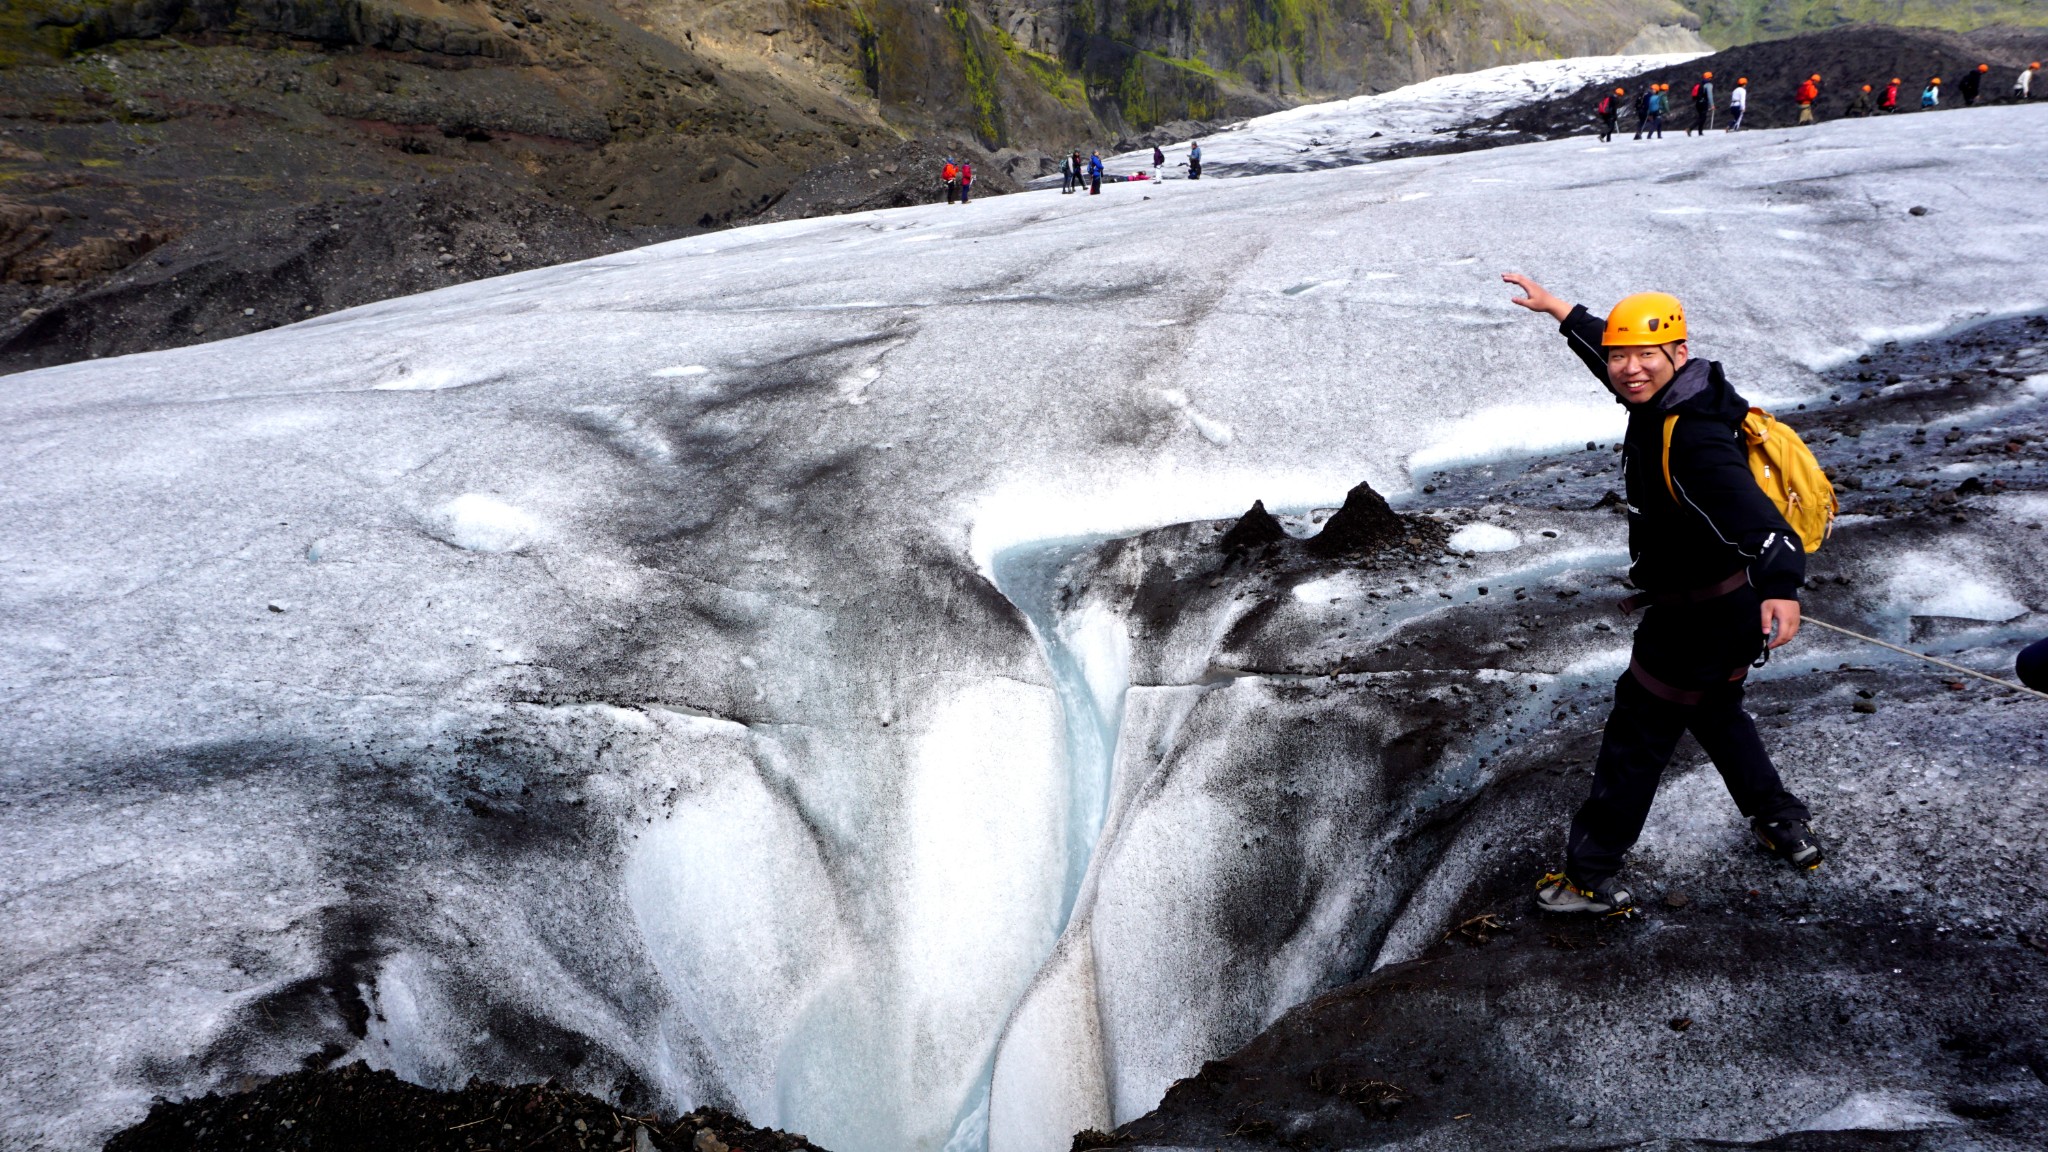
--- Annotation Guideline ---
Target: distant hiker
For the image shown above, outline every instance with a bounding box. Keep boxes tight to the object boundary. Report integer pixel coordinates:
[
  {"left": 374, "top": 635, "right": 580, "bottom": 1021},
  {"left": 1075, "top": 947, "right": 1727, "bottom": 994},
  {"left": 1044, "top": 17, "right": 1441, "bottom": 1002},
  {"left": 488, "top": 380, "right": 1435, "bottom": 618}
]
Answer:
[
  {"left": 942, "top": 157, "right": 960, "bottom": 204},
  {"left": 1152, "top": 144, "right": 1165, "bottom": 178},
  {"left": 1923, "top": 77, "right": 1941, "bottom": 109},
  {"left": 1188, "top": 139, "right": 1203, "bottom": 179},
  {"left": 1685, "top": 72, "right": 1714, "bottom": 135},
  {"left": 959, "top": 161, "right": 974, "bottom": 204},
  {"left": 1060, "top": 153, "right": 1076, "bottom": 194},
  {"left": 1962, "top": 64, "right": 1986, "bottom": 107},
  {"left": 1726, "top": 77, "right": 1748, "bottom": 130},
  {"left": 1503, "top": 273, "right": 1821, "bottom": 916},
  {"left": 1597, "top": 87, "right": 1623, "bottom": 142},
  {"left": 1644, "top": 84, "right": 1667, "bottom": 138},
  {"left": 1881, "top": 77, "right": 1901, "bottom": 113},
  {"left": 1847, "top": 84, "right": 1874, "bottom": 117},
  {"left": 1088, "top": 150, "right": 1103, "bottom": 194},
  {"left": 2017, "top": 62, "right": 2039, "bottom": 101},
  {"left": 1796, "top": 73, "right": 1820, "bottom": 124}
]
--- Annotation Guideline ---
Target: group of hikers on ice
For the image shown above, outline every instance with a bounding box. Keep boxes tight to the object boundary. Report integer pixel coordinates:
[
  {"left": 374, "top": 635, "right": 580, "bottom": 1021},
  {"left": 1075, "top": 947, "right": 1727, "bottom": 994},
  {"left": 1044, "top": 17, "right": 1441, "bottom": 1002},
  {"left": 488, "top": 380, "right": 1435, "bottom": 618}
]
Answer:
[
  {"left": 1055, "top": 140, "right": 1201, "bottom": 195},
  {"left": 939, "top": 157, "right": 975, "bottom": 204},
  {"left": 1596, "top": 59, "right": 2038, "bottom": 140}
]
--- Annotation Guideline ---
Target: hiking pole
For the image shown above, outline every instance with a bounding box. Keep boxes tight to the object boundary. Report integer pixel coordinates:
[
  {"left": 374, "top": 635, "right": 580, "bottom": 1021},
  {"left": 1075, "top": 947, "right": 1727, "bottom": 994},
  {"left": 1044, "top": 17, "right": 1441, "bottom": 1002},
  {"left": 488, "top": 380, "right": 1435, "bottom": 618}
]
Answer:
[{"left": 1802, "top": 615, "right": 2048, "bottom": 701}]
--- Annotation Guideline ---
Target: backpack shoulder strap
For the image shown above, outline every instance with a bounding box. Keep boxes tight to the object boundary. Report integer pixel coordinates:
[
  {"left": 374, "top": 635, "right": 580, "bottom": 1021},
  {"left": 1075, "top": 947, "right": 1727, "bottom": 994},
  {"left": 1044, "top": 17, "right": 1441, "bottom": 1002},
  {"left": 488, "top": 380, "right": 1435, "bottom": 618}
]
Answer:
[{"left": 1660, "top": 414, "right": 1680, "bottom": 502}]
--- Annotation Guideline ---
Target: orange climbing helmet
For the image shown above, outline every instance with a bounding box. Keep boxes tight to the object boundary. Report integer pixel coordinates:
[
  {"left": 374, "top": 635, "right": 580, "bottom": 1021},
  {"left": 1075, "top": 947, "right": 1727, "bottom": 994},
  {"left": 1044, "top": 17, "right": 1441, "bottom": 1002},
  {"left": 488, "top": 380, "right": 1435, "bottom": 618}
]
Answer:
[
  {"left": 1811, "top": 73, "right": 1821, "bottom": 81},
  {"left": 1737, "top": 77, "right": 1748, "bottom": 85},
  {"left": 1703, "top": 71, "right": 1713, "bottom": 79},
  {"left": 1978, "top": 63, "right": 1989, "bottom": 72},
  {"left": 1615, "top": 86, "right": 1625, "bottom": 95},
  {"left": 1862, "top": 84, "right": 1872, "bottom": 92},
  {"left": 1602, "top": 292, "right": 1688, "bottom": 347}
]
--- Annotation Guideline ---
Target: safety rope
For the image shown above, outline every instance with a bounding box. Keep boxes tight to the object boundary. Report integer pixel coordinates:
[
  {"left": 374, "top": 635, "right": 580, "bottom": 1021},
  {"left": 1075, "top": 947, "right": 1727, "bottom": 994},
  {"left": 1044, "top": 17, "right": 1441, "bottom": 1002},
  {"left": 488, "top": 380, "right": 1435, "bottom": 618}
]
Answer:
[{"left": 1803, "top": 616, "right": 2048, "bottom": 702}]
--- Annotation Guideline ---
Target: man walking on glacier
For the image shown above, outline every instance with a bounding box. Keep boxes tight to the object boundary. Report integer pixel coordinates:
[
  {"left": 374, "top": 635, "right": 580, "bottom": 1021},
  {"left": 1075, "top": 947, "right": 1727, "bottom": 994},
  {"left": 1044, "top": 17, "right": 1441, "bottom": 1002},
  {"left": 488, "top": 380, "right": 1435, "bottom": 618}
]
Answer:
[{"left": 1501, "top": 274, "right": 1824, "bottom": 915}]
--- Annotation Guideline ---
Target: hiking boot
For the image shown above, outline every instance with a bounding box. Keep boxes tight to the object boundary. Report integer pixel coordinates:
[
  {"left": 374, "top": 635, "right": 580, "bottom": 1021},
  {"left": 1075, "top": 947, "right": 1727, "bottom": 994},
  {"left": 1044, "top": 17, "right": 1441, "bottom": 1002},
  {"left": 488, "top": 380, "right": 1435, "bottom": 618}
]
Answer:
[
  {"left": 1535, "top": 871, "right": 1633, "bottom": 915},
  {"left": 1753, "top": 818, "right": 1824, "bottom": 870}
]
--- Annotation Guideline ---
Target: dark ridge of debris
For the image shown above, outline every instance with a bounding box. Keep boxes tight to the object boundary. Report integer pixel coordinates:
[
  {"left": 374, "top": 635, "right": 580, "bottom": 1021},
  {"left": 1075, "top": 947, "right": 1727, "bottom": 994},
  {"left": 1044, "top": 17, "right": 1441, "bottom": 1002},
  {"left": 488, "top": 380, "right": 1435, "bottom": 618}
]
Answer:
[
  {"left": 1219, "top": 500, "right": 1288, "bottom": 554},
  {"left": 1307, "top": 481, "right": 1412, "bottom": 556},
  {"left": 102, "top": 1061, "right": 829, "bottom": 1152}
]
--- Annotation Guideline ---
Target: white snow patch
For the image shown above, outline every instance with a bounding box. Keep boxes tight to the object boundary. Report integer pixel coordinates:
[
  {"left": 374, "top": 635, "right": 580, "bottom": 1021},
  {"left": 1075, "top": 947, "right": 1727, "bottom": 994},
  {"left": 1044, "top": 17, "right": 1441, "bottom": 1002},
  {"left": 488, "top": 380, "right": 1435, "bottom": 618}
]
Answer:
[
  {"left": 373, "top": 364, "right": 502, "bottom": 391},
  {"left": 429, "top": 494, "right": 543, "bottom": 553},
  {"left": 1290, "top": 575, "right": 1360, "bottom": 604},
  {"left": 1802, "top": 1091, "right": 1961, "bottom": 1132},
  {"left": 1154, "top": 390, "right": 1235, "bottom": 447},
  {"left": 651, "top": 364, "right": 710, "bottom": 377},
  {"left": 1448, "top": 523, "right": 1521, "bottom": 553},
  {"left": 1884, "top": 550, "right": 2027, "bottom": 621},
  {"left": 1409, "top": 403, "right": 1625, "bottom": 475}
]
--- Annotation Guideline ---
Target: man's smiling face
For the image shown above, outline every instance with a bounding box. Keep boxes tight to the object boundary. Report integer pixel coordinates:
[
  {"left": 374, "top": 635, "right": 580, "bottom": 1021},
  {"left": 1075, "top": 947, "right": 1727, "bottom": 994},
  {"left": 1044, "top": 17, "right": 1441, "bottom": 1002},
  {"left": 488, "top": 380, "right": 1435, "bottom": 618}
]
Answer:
[{"left": 1605, "top": 342, "right": 1689, "bottom": 405}]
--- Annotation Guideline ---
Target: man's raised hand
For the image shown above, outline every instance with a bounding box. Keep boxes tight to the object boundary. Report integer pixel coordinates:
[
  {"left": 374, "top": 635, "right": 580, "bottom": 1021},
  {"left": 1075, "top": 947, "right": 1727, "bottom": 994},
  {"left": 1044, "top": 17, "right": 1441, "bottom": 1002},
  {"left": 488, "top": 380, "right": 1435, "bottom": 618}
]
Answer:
[{"left": 1502, "top": 273, "right": 1572, "bottom": 321}]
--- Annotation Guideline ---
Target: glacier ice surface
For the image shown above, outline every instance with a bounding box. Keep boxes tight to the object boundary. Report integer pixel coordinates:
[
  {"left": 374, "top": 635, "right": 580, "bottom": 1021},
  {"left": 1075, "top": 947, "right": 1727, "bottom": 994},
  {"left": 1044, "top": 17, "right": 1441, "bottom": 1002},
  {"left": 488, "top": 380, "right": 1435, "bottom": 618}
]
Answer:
[{"left": 4, "top": 71, "right": 2048, "bottom": 1152}]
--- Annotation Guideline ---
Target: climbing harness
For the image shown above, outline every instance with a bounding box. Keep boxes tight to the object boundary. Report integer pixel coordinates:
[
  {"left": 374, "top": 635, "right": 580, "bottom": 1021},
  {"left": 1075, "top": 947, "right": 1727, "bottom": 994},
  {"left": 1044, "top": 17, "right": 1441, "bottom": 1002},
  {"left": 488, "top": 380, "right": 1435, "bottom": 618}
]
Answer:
[{"left": 1803, "top": 616, "right": 2048, "bottom": 701}]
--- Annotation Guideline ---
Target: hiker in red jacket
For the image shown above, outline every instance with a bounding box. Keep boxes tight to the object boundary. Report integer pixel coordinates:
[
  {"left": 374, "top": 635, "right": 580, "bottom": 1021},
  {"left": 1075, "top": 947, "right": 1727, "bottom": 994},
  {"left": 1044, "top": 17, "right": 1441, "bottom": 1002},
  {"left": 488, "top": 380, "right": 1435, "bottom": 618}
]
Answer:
[
  {"left": 941, "top": 158, "right": 960, "bottom": 204},
  {"left": 959, "top": 161, "right": 974, "bottom": 204},
  {"left": 1796, "top": 74, "right": 1821, "bottom": 124},
  {"left": 1597, "top": 87, "right": 1623, "bottom": 142},
  {"left": 1881, "top": 78, "right": 1901, "bottom": 113}
]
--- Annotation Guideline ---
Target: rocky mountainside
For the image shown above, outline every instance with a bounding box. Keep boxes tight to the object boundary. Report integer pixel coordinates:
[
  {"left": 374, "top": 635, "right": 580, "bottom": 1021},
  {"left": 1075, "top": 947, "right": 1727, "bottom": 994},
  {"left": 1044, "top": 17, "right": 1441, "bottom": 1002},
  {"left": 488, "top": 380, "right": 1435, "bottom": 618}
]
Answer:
[
  {"left": 0, "top": 0, "right": 1698, "bottom": 373},
  {"left": 1698, "top": 0, "right": 2048, "bottom": 47}
]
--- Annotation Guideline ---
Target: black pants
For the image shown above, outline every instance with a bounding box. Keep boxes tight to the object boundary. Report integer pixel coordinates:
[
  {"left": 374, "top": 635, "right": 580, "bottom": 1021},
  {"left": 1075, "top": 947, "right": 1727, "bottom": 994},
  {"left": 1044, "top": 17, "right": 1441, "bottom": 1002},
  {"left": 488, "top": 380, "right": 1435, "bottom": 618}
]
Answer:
[
  {"left": 1090, "top": 174, "right": 1100, "bottom": 194},
  {"left": 1599, "top": 114, "right": 1616, "bottom": 142},
  {"left": 1566, "top": 589, "right": 1810, "bottom": 886}
]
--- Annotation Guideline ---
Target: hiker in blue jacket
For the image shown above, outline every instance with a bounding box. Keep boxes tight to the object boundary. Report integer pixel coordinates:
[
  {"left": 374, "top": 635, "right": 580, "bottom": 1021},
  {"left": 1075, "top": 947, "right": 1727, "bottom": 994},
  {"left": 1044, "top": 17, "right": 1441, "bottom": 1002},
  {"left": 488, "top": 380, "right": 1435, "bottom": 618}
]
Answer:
[
  {"left": 1088, "top": 151, "right": 1103, "bottom": 195},
  {"left": 1645, "top": 84, "right": 1668, "bottom": 138}
]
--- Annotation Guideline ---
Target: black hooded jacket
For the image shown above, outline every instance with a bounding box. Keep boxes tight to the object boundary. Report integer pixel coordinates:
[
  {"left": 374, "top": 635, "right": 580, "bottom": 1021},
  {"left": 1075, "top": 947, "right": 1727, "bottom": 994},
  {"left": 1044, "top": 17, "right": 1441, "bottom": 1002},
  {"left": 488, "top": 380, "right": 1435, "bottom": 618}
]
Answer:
[{"left": 1560, "top": 304, "right": 1805, "bottom": 601}]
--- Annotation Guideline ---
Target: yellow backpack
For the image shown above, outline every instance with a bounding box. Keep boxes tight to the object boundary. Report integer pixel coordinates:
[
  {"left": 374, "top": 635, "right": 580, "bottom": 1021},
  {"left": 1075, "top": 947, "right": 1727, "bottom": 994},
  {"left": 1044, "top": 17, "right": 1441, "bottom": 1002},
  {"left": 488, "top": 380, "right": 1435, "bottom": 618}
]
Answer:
[{"left": 1661, "top": 410, "right": 1836, "bottom": 553}]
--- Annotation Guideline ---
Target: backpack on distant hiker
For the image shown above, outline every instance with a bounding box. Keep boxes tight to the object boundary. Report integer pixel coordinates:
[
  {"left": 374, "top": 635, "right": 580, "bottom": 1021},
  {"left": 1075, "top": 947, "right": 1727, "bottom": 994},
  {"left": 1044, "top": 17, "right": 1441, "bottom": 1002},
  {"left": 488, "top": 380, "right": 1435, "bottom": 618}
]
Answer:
[
  {"left": 1660, "top": 411, "right": 1837, "bottom": 552},
  {"left": 1690, "top": 83, "right": 1702, "bottom": 99},
  {"left": 1597, "top": 95, "right": 1613, "bottom": 116}
]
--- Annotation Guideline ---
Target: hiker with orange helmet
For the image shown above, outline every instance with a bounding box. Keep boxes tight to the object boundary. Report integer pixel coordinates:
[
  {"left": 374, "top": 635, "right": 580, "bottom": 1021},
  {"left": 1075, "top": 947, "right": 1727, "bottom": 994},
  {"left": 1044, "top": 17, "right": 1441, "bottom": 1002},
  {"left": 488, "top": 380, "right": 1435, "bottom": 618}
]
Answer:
[
  {"left": 1847, "top": 84, "right": 1874, "bottom": 117},
  {"left": 941, "top": 157, "right": 960, "bottom": 204},
  {"left": 1962, "top": 63, "right": 1987, "bottom": 106},
  {"left": 2017, "top": 62, "right": 2039, "bottom": 102},
  {"left": 1726, "top": 76, "right": 1748, "bottom": 130},
  {"left": 1686, "top": 71, "right": 1715, "bottom": 135},
  {"left": 1881, "top": 77, "right": 1901, "bottom": 113},
  {"left": 1796, "top": 73, "right": 1821, "bottom": 124},
  {"left": 1502, "top": 273, "right": 1819, "bottom": 915},
  {"left": 1644, "top": 83, "right": 1668, "bottom": 139},
  {"left": 1597, "top": 86, "right": 1624, "bottom": 142},
  {"left": 1922, "top": 76, "right": 1941, "bottom": 109}
]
